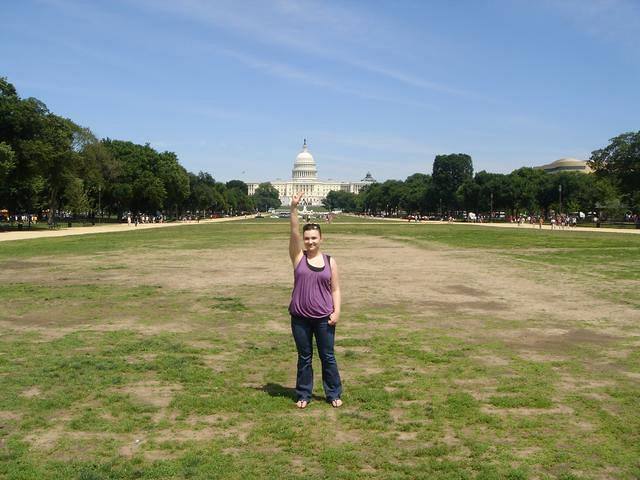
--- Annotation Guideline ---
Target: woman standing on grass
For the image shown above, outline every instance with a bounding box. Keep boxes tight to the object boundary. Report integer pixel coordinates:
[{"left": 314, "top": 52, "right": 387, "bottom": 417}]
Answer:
[{"left": 289, "top": 191, "right": 343, "bottom": 409}]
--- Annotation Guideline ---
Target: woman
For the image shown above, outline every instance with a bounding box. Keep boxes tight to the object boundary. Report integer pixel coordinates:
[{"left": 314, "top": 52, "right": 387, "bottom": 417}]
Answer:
[{"left": 289, "top": 191, "right": 343, "bottom": 409}]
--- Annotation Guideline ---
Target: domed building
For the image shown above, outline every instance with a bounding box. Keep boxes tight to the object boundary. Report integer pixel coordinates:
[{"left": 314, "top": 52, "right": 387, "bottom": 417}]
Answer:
[
  {"left": 534, "top": 157, "right": 592, "bottom": 174},
  {"left": 247, "top": 140, "right": 375, "bottom": 206}
]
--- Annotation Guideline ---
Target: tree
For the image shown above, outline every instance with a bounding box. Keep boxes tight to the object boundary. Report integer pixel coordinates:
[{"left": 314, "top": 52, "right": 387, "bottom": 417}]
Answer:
[
  {"left": 253, "top": 182, "right": 281, "bottom": 211},
  {"left": 432, "top": 154, "right": 473, "bottom": 213},
  {"left": 225, "top": 185, "right": 253, "bottom": 214},
  {"left": 157, "top": 151, "right": 190, "bottom": 216},
  {"left": 400, "top": 173, "right": 432, "bottom": 214},
  {"left": 457, "top": 178, "right": 481, "bottom": 213},
  {"left": 589, "top": 131, "right": 640, "bottom": 212},
  {"left": 188, "top": 172, "right": 226, "bottom": 214},
  {"left": 225, "top": 180, "right": 248, "bottom": 194},
  {"left": 0, "top": 80, "right": 51, "bottom": 213},
  {"left": 64, "top": 176, "right": 91, "bottom": 217},
  {"left": 357, "top": 183, "right": 387, "bottom": 215},
  {"left": 101, "top": 139, "right": 190, "bottom": 216},
  {"left": 473, "top": 171, "right": 510, "bottom": 215},
  {"left": 506, "top": 167, "right": 548, "bottom": 215},
  {"left": 323, "top": 190, "right": 357, "bottom": 212},
  {"left": 380, "top": 180, "right": 404, "bottom": 216},
  {"left": 0, "top": 142, "right": 16, "bottom": 207},
  {"left": 78, "top": 141, "right": 119, "bottom": 217}
]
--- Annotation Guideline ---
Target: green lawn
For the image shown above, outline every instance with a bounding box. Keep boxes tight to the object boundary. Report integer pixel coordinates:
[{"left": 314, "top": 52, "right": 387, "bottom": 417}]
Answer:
[{"left": 0, "top": 220, "right": 639, "bottom": 479}]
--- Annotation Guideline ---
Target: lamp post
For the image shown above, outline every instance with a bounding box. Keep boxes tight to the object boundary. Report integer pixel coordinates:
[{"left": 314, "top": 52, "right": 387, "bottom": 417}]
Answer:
[
  {"left": 490, "top": 192, "right": 493, "bottom": 223},
  {"left": 558, "top": 184, "right": 562, "bottom": 216}
]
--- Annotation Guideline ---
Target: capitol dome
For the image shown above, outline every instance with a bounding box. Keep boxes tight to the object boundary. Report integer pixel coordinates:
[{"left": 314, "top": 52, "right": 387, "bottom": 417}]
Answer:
[{"left": 292, "top": 139, "right": 318, "bottom": 181}]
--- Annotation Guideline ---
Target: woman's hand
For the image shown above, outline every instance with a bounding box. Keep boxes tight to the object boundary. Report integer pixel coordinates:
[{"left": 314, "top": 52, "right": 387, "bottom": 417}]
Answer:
[
  {"left": 328, "top": 312, "right": 339, "bottom": 326},
  {"left": 291, "top": 191, "right": 304, "bottom": 209}
]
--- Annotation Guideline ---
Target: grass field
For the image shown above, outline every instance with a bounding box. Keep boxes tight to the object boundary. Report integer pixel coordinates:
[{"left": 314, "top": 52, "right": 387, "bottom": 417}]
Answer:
[{"left": 1, "top": 220, "right": 639, "bottom": 479}]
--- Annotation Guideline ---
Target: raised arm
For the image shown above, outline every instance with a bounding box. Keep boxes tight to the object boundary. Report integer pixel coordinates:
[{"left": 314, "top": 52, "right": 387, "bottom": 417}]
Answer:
[{"left": 289, "top": 191, "right": 304, "bottom": 267}]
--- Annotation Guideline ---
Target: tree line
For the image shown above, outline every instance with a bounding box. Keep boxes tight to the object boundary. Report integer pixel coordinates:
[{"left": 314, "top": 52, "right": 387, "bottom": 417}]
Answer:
[
  {"left": 2, "top": 76, "right": 637, "bottom": 222},
  {"left": 324, "top": 144, "right": 638, "bottom": 219},
  {"left": 0, "top": 77, "right": 281, "bottom": 222}
]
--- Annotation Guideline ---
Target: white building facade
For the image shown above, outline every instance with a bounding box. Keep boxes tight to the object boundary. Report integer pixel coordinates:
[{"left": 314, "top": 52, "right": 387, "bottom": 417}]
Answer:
[{"left": 247, "top": 140, "right": 375, "bottom": 206}]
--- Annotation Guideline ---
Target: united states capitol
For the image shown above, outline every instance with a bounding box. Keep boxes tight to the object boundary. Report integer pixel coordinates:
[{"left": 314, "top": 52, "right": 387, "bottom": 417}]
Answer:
[{"left": 246, "top": 140, "right": 376, "bottom": 206}]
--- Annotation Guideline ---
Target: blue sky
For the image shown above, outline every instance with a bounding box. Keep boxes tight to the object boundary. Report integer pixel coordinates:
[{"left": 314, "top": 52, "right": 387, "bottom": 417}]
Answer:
[{"left": 2, "top": 0, "right": 639, "bottom": 183}]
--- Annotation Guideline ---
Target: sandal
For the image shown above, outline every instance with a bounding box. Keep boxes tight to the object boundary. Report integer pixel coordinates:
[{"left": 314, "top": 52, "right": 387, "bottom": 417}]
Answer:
[
  {"left": 296, "top": 400, "right": 309, "bottom": 409},
  {"left": 331, "top": 399, "right": 343, "bottom": 408}
]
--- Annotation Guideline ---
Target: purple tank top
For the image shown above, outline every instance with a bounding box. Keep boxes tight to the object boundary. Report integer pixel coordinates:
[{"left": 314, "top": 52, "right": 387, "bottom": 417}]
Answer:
[{"left": 289, "top": 253, "right": 334, "bottom": 319}]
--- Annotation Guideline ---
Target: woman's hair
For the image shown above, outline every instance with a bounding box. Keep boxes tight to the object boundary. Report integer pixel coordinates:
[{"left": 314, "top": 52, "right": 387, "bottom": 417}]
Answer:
[{"left": 303, "top": 223, "right": 322, "bottom": 236}]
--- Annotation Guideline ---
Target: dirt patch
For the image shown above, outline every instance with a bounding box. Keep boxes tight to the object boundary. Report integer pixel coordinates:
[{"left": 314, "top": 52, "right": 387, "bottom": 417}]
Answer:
[
  {"left": 480, "top": 404, "right": 574, "bottom": 416},
  {"left": 0, "top": 411, "right": 21, "bottom": 422},
  {"left": 202, "top": 352, "right": 237, "bottom": 372},
  {"left": 397, "top": 431, "right": 418, "bottom": 440},
  {"left": 20, "top": 387, "right": 42, "bottom": 398},
  {"left": 470, "top": 354, "right": 510, "bottom": 367},
  {"left": 505, "top": 327, "right": 619, "bottom": 354},
  {"left": 154, "top": 421, "right": 253, "bottom": 443},
  {"left": 118, "top": 381, "right": 183, "bottom": 408},
  {"left": 0, "top": 316, "right": 194, "bottom": 341},
  {"left": 142, "top": 449, "right": 181, "bottom": 461}
]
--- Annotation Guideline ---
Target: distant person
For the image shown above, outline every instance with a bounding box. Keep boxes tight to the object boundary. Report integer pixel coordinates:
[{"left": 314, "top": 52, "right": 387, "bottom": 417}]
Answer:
[{"left": 288, "top": 191, "right": 343, "bottom": 409}]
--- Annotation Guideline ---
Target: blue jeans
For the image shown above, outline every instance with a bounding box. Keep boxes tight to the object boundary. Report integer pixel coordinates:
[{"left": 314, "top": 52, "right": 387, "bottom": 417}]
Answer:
[{"left": 291, "top": 315, "right": 342, "bottom": 402}]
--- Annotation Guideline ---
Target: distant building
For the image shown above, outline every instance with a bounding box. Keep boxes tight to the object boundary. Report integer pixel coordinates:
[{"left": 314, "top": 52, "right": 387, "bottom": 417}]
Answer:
[
  {"left": 247, "top": 140, "right": 376, "bottom": 206},
  {"left": 534, "top": 157, "right": 592, "bottom": 174}
]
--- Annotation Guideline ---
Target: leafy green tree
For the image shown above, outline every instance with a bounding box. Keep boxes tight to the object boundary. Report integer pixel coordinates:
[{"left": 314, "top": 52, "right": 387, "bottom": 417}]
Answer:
[
  {"left": 0, "top": 142, "right": 16, "bottom": 206},
  {"left": 0, "top": 80, "right": 50, "bottom": 213},
  {"left": 380, "top": 180, "right": 404, "bottom": 215},
  {"left": 506, "top": 167, "right": 548, "bottom": 215},
  {"left": 225, "top": 185, "right": 254, "bottom": 214},
  {"left": 64, "top": 176, "right": 91, "bottom": 217},
  {"left": 357, "top": 183, "right": 383, "bottom": 215},
  {"left": 253, "top": 182, "right": 281, "bottom": 211},
  {"left": 323, "top": 190, "right": 357, "bottom": 212},
  {"left": 225, "top": 180, "right": 248, "bottom": 194},
  {"left": 473, "top": 171, "right": 510, "bottom": 215},
  {"left": 400, "top": 173, "right": 432, "bottom": 214},
  {"left": 101, "top": 139, "right": 189, "bottom": 216},
  {"left": 78, "top": 141, "right": 119, "bottom": 217},
  {"left": 457, "top": 179, "right": 481, "bottom": 213},
  {"left": 188, "top": 172, "right": 226, "bottom": 214},
  {"left": 589, "top": 131, "right": 640, "bottom": 212},
  {"left": 157, "top": 151, "right": 190, "bottom": 216},
  {"left": 432, "top": 154, "right": 473, "bottom": 212}
]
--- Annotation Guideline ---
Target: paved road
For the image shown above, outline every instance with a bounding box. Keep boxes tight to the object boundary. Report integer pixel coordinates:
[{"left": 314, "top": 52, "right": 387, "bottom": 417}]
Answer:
[
  {"left": 0, "top": 216, "right": 246, "bottom": 242},
  {"left": 346, "top": 215, "right": 640, "bottom": 235}
]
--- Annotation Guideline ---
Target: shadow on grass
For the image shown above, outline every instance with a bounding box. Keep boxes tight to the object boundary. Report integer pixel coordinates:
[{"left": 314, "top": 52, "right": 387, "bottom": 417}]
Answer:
[{"left": 257, "top": 383, "right": 325, "bottom": 402}]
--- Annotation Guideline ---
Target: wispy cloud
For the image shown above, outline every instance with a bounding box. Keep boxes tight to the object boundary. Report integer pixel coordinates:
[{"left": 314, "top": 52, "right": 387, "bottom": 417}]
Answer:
[
  {"left": 128, "top": 0, "right": 481, "bottom": 100},
  {"left": 208, "top": 45, "right": 436, "bottom": 108}
]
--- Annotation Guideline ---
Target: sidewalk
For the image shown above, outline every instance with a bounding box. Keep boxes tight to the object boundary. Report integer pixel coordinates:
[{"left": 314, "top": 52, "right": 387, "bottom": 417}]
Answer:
[
  {"left": 350, "top": 215, "right": 640, "bottom": 235},
  {"left": 0, "top": 216, "right": 246, "bottom": 242}
]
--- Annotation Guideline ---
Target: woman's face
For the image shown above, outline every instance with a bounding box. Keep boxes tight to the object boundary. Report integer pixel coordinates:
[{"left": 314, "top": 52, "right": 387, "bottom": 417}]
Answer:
[{"left": 303, "top": 229, "right": 322, "bottom": 252}]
